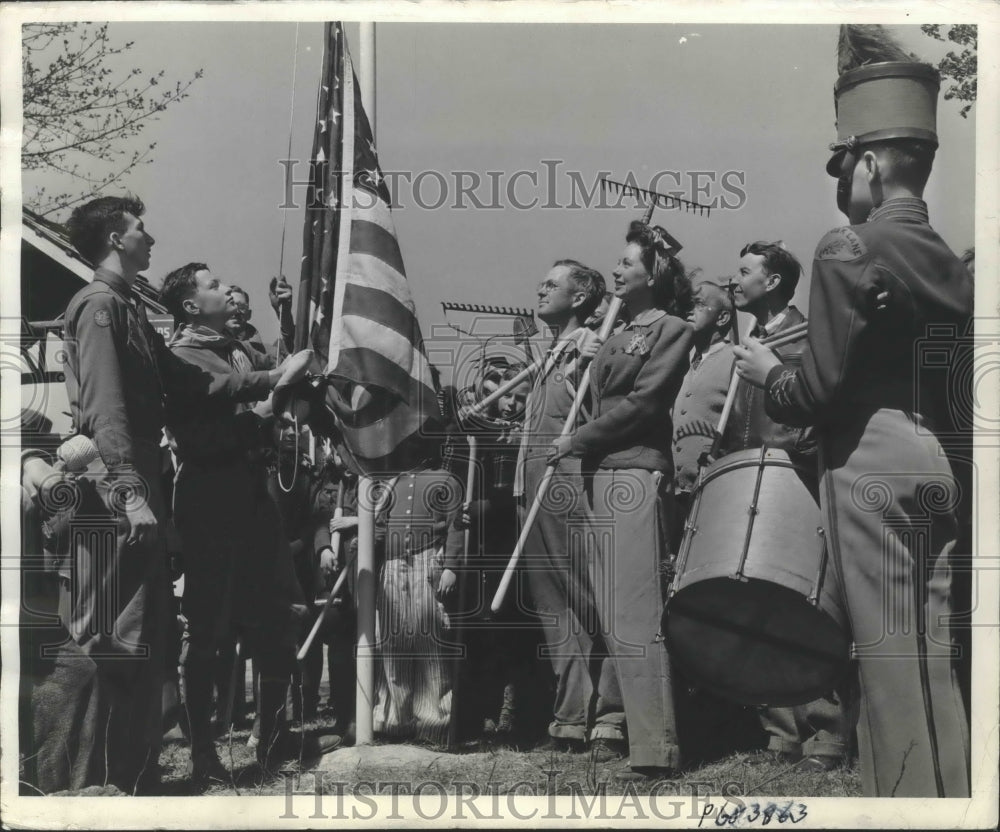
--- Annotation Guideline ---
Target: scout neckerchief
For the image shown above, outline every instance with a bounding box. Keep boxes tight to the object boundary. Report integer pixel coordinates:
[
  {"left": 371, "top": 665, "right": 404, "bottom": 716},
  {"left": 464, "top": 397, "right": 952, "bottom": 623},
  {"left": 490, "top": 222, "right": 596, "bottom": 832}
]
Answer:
[{"left": 227, "top": 340, "right": 255, "bottom": 413}]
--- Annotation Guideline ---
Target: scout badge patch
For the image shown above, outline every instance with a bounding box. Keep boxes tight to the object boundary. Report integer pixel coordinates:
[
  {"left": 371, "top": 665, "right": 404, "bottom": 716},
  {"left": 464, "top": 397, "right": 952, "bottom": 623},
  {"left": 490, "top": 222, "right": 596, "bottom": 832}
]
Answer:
[{"left": 625, "top": 330, "right": 650, "bottom": 356}]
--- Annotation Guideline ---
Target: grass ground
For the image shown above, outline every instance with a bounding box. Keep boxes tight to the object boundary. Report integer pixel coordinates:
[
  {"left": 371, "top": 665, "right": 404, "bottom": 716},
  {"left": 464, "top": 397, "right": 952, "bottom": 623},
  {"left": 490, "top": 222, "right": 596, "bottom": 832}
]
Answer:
[
  {"left": 151, "top": 647, "right": 862, "bottom": 799},
  {"left": 157, "top": 710, "right": 861, "bottom": 799}
]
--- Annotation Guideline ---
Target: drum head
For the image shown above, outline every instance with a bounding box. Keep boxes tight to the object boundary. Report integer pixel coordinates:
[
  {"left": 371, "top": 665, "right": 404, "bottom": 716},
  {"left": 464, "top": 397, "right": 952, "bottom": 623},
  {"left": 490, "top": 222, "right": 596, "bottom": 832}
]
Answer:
[{"left": 664, "top": 577, "right": 851, "bottom": 706}]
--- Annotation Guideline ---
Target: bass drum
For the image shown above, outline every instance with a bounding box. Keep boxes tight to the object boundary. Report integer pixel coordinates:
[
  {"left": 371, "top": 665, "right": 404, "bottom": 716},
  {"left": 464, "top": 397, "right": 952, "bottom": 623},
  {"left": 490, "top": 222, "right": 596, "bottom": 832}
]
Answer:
[{"left": 663, "top": 447, "right": 850, "bottom": 706}]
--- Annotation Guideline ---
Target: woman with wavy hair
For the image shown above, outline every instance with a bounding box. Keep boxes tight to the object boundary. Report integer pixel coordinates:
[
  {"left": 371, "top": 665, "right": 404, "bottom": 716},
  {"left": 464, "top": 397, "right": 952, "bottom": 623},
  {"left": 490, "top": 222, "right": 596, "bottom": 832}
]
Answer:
[{"left": 549, "top": 220, "right": 694, "bottom": 779}]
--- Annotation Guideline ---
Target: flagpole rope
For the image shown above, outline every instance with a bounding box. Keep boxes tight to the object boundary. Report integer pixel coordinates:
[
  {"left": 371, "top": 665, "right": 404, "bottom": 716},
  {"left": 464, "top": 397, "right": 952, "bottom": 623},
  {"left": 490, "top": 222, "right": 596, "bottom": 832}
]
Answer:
[
  {"left": 278, "top": 22, "right": 301, "bottom": 278},
  {"left": 277, "top": 413, "right": 301, "bottom": 494}
]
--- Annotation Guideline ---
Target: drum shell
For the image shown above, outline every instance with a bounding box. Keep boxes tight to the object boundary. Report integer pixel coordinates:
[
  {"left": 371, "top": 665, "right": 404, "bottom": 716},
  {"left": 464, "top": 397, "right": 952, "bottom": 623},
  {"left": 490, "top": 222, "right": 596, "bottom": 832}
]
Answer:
[{"left": 664, "top": 448, "right": 851, "bottom": 706}]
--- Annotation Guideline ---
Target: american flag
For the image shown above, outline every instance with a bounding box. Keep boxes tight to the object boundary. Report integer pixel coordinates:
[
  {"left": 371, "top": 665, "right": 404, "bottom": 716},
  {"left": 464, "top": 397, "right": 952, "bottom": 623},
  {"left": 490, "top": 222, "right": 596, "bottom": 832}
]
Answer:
[{"left": 296, "top": 22, "right": 441, "bottom": 475}]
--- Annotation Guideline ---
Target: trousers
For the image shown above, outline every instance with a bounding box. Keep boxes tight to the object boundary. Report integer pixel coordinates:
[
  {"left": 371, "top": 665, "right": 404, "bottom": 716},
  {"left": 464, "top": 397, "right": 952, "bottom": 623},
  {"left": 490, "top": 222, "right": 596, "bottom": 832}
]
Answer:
[
  {"left": 760, "top": 692, "right": 853, "bottom": 759},
  {"left": 821, "top": 408, "right": 970, "bottom": 797},
  {"left": 520, "top": 456, "right": 624, "bottom": 742},
  {"left": 59, "top": 441, "right": 169, "bottom": 792},
  {"left": 585, "top": 467, "right": 682, "bottom": 768},
  {"left": 174, "top": 459, "right": 297, "bottom": 761}
]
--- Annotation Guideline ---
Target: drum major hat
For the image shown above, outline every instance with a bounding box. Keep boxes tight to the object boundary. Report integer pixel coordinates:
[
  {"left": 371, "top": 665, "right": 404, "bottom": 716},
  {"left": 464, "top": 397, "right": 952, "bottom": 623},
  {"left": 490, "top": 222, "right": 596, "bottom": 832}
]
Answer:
[{"left": 826, "top": 61, "right": 940, "bottom": 177}]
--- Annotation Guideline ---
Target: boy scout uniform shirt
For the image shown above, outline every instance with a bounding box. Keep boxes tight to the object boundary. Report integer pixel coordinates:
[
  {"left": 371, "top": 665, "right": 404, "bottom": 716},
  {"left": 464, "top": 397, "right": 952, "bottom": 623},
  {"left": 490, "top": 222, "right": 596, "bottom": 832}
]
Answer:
[
  {"left": 572, "top": 308, "right": 693, "bottom": 473},
  {"left": 164, "top": 323, "right": 275, "bottom": 464},
  {"left": 62, "top": 268, "right": 166, "bottom": 476}
]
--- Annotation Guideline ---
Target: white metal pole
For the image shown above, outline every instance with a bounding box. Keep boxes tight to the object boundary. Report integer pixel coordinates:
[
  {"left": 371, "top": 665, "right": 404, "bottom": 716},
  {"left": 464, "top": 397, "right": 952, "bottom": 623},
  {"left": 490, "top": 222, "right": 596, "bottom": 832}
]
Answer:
[
  {"left": 355, "top": 475, "right": 377, "bottom": 745},
  {"left": 355, "top": 20, "right": 378, "bottom": 748}
]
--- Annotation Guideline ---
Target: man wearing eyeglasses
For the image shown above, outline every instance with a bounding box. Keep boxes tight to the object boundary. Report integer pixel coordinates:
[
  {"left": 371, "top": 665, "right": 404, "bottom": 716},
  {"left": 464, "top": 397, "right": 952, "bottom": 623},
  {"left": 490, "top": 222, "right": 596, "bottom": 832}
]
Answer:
[
  {"left": 225, "top": 278, "right": 296, "bottom": 367},
  {"left": 512, "top": 260, "right": 626, "bottom": 758}
]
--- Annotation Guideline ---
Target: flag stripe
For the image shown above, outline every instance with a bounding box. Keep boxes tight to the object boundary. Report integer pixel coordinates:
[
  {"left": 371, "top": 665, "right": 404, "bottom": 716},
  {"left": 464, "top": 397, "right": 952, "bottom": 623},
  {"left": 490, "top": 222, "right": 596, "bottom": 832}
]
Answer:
[
  {"left": 350, "top": 219, "right": 407, "bottom": 277},
  {"left": 327, "top": 357, "right": 439, "bottom": 431},
  {"left": 324, "top": 381, "right": 433, "bottom": 453},
  {"left": 343, "top": 252, "right": 413, "bottom": 312},
  {"left": 343, "top": 283, "right": 421, "bottom": 347},
  {"left": 296, "top": 22, "right": 441, "bottom": 475},
  {"left": 339, "top": 316, "right": 425, "bottom": 382}
]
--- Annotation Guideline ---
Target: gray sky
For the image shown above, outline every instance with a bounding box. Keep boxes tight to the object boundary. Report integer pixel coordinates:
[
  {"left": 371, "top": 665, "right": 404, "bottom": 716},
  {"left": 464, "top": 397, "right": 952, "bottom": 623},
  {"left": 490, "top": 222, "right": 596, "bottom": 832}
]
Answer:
[{"left": 23, "top": 22, "right": 976, "bottom": 380}]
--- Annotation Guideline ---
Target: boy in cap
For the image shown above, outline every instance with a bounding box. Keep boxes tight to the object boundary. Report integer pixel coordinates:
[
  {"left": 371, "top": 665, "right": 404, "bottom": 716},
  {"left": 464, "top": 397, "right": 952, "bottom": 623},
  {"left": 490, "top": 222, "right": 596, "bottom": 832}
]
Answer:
[{"left": 734, "top": 26, "right": 972, "bottom": 797}]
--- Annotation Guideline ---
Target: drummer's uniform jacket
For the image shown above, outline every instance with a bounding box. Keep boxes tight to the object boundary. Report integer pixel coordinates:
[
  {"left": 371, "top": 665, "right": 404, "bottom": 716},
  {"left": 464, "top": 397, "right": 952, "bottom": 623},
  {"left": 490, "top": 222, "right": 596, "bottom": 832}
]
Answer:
[
  {"left": 763, "top": 200, "right": 972, "bottom": 434},
  {"left": 721, "top": 305, "right": 815, "bottom": 461}
]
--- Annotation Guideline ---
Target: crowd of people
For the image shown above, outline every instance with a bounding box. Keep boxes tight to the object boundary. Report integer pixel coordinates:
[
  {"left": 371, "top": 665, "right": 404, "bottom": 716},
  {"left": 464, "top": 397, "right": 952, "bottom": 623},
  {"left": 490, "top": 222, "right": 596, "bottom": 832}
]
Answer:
[{"left": 18, "top": 44, "right": 974, "bottom": 800}]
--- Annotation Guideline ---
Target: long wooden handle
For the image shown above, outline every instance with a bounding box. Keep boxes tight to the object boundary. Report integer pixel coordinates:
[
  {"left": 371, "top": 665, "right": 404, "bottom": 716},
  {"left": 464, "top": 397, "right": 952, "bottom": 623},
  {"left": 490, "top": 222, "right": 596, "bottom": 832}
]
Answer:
[
  {"left": 298, "top": 486, "right": 347, "bottom": 661},
  {"left": 759, "top": 321, "right": 807, "bottom": 349},
  {"left": 709, "top": 320, "right": 809, "bottom": 458},
  {"left": 709, "top": 371, "right": 743, "bottom": 459},
  {"left": 466, "top": 353, "right": 546, "bottom": 417},
  {"left": 463, "top": 436, "right": 477, "bottom": 556},
  {"left": 491, "top": 466, "right": 554, "bottom": 613},
  {"left": 491, "top": 298, "right": 623, "bottom": 613},
  {"left": 297, "top": 548, "right": 356, "bottom": 661}
]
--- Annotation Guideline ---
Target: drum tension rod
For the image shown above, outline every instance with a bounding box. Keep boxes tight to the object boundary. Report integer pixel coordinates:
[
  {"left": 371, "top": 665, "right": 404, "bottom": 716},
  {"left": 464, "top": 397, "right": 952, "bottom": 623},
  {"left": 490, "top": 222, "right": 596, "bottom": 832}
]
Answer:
[
  {"left": 670, "top": 494, "right": 702, "bottom": 598},
  {"left": 732, "top": 446, "right": 769, "bottom": 582},
  {"left": 807, "top": 527, "right": 828, "bottom": 606}
]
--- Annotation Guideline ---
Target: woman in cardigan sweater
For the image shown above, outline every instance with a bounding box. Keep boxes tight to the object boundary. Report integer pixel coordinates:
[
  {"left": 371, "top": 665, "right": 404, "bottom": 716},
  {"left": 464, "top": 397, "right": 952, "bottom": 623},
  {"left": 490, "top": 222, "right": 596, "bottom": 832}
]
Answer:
[{"left": 550, "top": 221, "right": 694, "bottom": 778}]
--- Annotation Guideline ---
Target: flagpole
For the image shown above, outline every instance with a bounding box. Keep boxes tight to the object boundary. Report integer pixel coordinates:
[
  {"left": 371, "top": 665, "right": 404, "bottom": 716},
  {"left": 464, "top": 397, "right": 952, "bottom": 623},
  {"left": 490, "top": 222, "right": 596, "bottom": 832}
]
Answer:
[
  {"left": 359, "top": 23, "right": 376, "bottom": 136},
  {"left": 356, "top": 475, "right": 377, "bottom": 745},
  {"left": 355, "top": 20, "right": 378, "bottom": 748}
]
